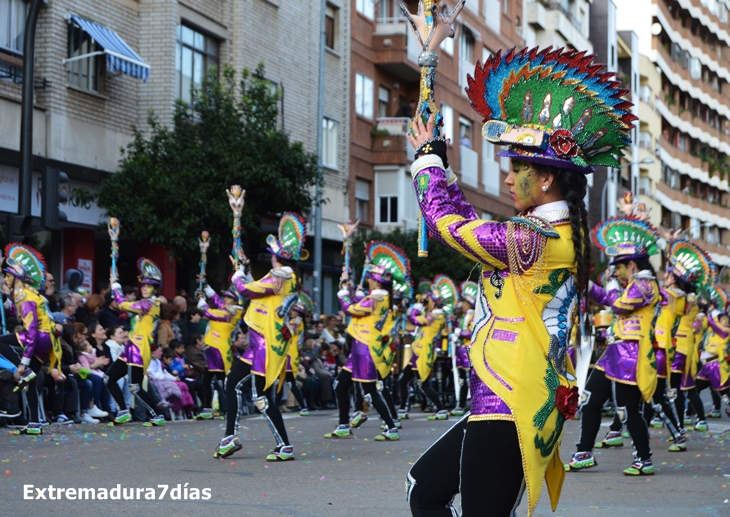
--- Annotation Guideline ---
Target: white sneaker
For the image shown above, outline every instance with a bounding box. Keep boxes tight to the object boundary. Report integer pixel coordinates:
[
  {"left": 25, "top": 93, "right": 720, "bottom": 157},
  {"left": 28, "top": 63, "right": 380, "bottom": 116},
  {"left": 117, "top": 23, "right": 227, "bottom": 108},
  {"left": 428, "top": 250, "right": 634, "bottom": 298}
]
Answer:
[
  {"left": 88, "top": 405, "right": 108, "bottom": 418},
  {"left": 80, "top": 413, "right": 100, "bottom": 424}
]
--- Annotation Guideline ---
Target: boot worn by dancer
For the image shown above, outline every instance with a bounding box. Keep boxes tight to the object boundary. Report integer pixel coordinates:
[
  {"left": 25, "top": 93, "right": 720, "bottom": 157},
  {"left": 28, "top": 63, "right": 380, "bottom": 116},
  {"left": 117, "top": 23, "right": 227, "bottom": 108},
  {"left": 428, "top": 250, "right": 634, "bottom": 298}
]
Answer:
[
  {"left": 649, "top": 416, "right": 664, "bottom": 428},
  {"left": 214, "top": 435, "right": 243, "bottom": 459},
  {"left": 143, "top": 415, "right": 166, "bottom": 427},
  {"left": 450, "top": 407, "right": 465, "bottom": 416},
  {"left": 113, "top": 409, "right": 131, "bottom": 425},
  {"left": 374, "top": 428, "right": 400, "bottom": 441},
  {"left": 266, "top": 445, "right": 295, "bottom": 462},
  {"left": 594, "top": 430, "right": 623, "bottom": 448},
  {"left": 565, "top": 451, "right": 597, "bottom": 471},
  {"left": 350, "top": 411, "right": 368, "bottom": 428},
  {"left": 299, "top": 408, "right": 309, "bottom": 417},
  {"left": 668, "top": 431, "right": 687, "bottom": 452},
  {"left": 324, "top": 424, "right": 353, "bottom": 439},
  {"left": 397, "top": 409, "right": 409, "bottom": 420},
  {"left": 623, "top": 458, "right": 654, "bottom": 476},
  {"left": 694, "top": 420, "right": 708, "bottom": 431},
  {"left": 427, "top": 409, "right": 449, "bottom": 421},
  {"left": 13, "top": 423, "right": 43, "bottom": 436},
  {"left": 708, "top": 409, "right": 721, "bottom": 418},
  {"left": 381, "top": 418, "right": 402, "bottom": 429},
  {"left": 195, "top": 408, "right": 213, "bottom": 420}
]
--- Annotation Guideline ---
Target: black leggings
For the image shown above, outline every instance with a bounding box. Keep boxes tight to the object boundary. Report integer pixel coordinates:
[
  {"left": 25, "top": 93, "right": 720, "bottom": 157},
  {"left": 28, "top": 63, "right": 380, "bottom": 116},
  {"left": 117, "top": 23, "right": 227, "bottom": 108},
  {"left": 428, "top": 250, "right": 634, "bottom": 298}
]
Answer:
[
  {"left": 577, "top": 369, "right": 651, "bottom": 460},
  {"left": 379, "top": 372, "right": 398, "bottom": 420},
  {"left": 0, "top": 334, "right": 42, "bottom": 423},
  {"left": 106, "top": 359, "right": 157, "bottom": 417},
  {"left": 224, "top": 360, "right": 289, "bottom": 446},
  {"left": 202, "top": 371, "right": 226, "bottom": 409},
  {"left": 334, "top": 369, "right": 394, "bottom": 429},
  {"left": 457, "top": 368, "right": 469, "bottom": 408},
  {"left": 695, "top": 378, "right": 728, "bottom": 411},
  {"left": 399, "top": 365, "right": 443, "bottom": 411},
  {"left": 643, "top": 377, "right": 680, "bottom": 438},
  {"left": 408, "top": 418, "right": 524, "bottom": 517},
  {"left": 670, "top": 372, "right": 706, "bottom": 425},
  {"left": 275, "top": 371, "right": 306, "bottom": 409}
]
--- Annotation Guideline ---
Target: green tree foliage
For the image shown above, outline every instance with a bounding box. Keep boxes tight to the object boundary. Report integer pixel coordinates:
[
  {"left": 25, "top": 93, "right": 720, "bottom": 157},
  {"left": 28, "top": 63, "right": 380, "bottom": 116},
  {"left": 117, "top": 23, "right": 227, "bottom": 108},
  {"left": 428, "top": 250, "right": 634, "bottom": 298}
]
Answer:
[
  {"left": 95, "top": 63, "right": 322, "bottom": 260},
  {"left": 352, "top": 228, "right": 480, "bottom": 286}
]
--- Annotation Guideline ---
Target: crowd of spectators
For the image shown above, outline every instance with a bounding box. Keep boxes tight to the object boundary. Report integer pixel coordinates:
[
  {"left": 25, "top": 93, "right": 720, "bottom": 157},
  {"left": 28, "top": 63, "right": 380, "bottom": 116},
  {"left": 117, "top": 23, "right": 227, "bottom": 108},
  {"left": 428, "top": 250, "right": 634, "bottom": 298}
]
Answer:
[{"left": 0, "top": 269, "right": 353, "bottom": 427}]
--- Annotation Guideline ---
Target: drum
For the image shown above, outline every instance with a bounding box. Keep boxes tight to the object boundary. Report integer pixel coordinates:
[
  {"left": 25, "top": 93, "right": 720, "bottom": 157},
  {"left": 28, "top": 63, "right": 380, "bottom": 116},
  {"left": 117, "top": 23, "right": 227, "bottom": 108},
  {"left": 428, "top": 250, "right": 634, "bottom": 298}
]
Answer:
[{"left": 594, "top": 310, "right": 614, "bottom": 329}]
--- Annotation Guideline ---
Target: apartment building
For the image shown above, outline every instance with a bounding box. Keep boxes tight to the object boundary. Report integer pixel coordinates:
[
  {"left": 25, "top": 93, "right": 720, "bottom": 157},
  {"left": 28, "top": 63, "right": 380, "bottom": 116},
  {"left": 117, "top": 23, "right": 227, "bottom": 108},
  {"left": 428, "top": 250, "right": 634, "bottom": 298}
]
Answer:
[
  {"left": 523, "top": 0, "right": 593, "bottom": 52},
  {"left": 0, "top": 0, "right": 351, "bottom": 308},
  {"left": 616, "top": 0, "right": 730, "bottom": 268},
  {"left": 350, "top": 0, "right": 524, "bottom": 232}
]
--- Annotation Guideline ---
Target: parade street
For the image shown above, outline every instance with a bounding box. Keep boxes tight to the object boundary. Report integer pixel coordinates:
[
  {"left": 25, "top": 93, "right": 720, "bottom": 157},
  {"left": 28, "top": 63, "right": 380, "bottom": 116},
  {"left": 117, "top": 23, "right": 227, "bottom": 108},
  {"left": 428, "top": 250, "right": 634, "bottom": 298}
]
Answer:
[{"left": 1, "top": 410, "right": 728, "bottom": 517}]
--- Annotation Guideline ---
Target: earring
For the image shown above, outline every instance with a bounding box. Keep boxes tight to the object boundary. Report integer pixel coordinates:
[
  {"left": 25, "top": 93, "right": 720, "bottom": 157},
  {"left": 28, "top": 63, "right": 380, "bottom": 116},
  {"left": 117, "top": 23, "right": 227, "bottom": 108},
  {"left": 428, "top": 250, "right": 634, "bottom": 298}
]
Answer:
[{"left": 542, "top": 185, "right": 549, "bottom": 192}]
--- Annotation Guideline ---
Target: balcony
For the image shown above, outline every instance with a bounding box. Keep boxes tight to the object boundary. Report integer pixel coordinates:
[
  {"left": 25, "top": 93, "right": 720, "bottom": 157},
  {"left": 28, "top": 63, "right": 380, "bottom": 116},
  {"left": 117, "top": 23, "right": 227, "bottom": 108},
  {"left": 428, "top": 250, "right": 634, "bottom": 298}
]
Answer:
[
  {"left": 372, "top": 118, "right": 416, "bottom": 166},
  {"left": 657, "top": 0, "right": 729, "bottom": 58},
  {"left": 655, "top": 181, "right": 730, "bottom": 222},
  {"left": 459, "top": 145, "right": 479, "bottom": 188},
  {"left": 526, "top": 1, "right": 547, "bottom": 30},
  {"left": 545, "top": 5, "right": 590, "bottom": 52},
  {"left": 373, "top": 19, "right": 421, "bottom": 82},
  {"left": 655, "top": 96, "right": 730, "bottom": 152}
]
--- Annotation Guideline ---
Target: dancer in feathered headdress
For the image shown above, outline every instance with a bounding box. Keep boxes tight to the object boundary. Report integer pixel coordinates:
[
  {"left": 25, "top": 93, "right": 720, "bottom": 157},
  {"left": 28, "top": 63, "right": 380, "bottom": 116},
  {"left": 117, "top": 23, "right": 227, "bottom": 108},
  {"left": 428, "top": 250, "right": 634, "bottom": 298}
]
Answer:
[
  {"left": 215, "top": 211, "right": 308, "bottom": 461},
  {"left": 399, "top": 276, "right": 450, "bottom": 422},
  {"left": 0, "top": 244, "right": 59, "bottom": 435},
  {"left": 567, "top": 216, "right": 661, "bottom": 476},
  {"left": 662, "top": 239, "right": 716, "bottom": 444},
  {"left": 107, "top": 256, "right": 166, "bottom": 427},
  {"left": 450, "top": 280, "right": 478, "bottom": 417},
  {"left": 696, "top": 280, "right": 730, "bottom": 419},
  {"left": 404, "top": 41, "right": 635, "bottom": 513},
  {"left": 325, "top": 240, "right": 410, "bottom": 442},
  {"left": 196, "top": 280, "right": 244, "bottom": 421}
]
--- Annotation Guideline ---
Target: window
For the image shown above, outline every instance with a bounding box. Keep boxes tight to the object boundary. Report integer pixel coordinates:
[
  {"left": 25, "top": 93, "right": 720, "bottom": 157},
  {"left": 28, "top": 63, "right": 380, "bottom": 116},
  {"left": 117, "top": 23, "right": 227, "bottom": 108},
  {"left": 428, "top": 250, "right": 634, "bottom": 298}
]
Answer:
[
  {"left": 501, "top": 0, "right": 509, "bottom": 15},
  {"left": 0, "top": 0, "right": 27, "bottom": 54},
  {"left": 67, "top": 21, "right": 102, "bottom": 92},
  {"left": 440, "top": 103, "right": 454, "bottom": 142},
  {"left": 439, "top": 4, "right": 454, "bottom": 53},
  {"left": 356, "top": 0, "right": 375, "bottom": 19},
  {"left": 356, "top": 179, "right": 370, "bottom": 222},
  {"left": 379, "top": 196, "right": 398, "bottom": 223},
  {"left": 378, "top": 86, "right": 389, "bottom": 118},
  {"left": 378, "top": 0, "right": 391, "bottom": 19},
  {"left": 355, "top": 73, "right": 374, "bottom": 118},
  {"left": 325, "top": 6, "right": 336, "bottom": 50},
  {"left": 176, "top": 25, "right": 219, "bottom": 104},
  {"left": 459, "top": 117, "right": 473, "bottom": 149},
  {"left": 459, "top": 27, "right": 475, "bottom": 63},
  {"left": 322, "top": 117, "right": 338, "bottom": 168},
  {"left": 485, "top": 0, "right": 501, "bottom": 33}
]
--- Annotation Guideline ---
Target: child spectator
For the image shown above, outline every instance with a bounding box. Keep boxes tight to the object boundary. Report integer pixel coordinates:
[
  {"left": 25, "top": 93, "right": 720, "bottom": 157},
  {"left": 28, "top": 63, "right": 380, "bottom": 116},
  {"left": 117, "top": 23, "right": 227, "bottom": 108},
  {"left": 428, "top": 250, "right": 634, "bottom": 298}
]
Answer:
[
  {"left": 147, "top": 348, "right": 180, "bottom": 410},
  {"left": 76, "top": 340, "right": 110, "bottom": 419}
]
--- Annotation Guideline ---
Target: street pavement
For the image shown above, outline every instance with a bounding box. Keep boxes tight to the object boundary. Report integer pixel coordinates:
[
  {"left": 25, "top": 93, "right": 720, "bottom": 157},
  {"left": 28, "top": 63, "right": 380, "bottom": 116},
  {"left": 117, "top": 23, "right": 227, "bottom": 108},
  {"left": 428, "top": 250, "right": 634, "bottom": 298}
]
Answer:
[{"left": 1, "top": 409, "right": 729, "bottom": 517}]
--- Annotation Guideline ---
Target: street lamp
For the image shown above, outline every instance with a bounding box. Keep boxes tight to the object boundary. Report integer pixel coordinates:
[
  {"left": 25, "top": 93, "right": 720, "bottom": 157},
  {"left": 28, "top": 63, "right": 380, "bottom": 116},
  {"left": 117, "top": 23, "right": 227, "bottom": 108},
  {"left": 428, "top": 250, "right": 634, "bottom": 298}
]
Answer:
[{"left": 600, "top": 157, "right": 655, "bottom": 222}]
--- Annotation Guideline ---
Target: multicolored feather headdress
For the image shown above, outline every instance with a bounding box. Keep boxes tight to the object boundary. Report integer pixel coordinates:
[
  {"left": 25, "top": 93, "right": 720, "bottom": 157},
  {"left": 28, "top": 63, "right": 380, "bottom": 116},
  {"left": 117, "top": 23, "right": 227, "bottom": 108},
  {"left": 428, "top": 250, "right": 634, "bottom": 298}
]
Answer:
[
  {"left": 466, "top": 47, "right": 636, "bottom": 173},
  {"left": 266, "top": 212, "right": 309, "bottom": 262},
  {"left": 3, "top": 244, "right": 46, "bottom": 290},
  {"left": 137, "top": 258, "right": 162, "bottom": 285},
  {"left": 667, "top": 239, "right": 716, "bottom": 289},
  {"left": 294, "top": 291, "right": 314, "bottom": 315},
  {"left": 705, "top": 285, "right": 729, "bottom": 311},
  {"left": 434, "top": 274, "right": 459, "bottom": 315},
  {"left": 460, "top": 280, "right": 478, "bottom": 306},
  {"left": 363, "top": 241, "right": 411, "bottom": 288},
  {"left": 591, "top": 216, "right": 660, "bottom": 265}
]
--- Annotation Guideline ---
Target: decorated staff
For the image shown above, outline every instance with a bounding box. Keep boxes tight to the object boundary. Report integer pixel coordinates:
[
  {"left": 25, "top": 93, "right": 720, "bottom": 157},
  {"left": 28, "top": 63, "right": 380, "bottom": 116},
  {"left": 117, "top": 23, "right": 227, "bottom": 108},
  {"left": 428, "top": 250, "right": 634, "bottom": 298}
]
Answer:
[
  {"left": 197, "top": 231, "right": 211, "bottom": 296},
  {"left": 108, "top": 217, "right": 120, "bottom": 285},
  {"left": 401, "top": 0, "right": 464, "bottom": 257},
  {"left": 337, "top": 220, "right": 360, "bottom": 279},
  {"left": 226, "top": 185, "right": 247, "bottom": 269}
]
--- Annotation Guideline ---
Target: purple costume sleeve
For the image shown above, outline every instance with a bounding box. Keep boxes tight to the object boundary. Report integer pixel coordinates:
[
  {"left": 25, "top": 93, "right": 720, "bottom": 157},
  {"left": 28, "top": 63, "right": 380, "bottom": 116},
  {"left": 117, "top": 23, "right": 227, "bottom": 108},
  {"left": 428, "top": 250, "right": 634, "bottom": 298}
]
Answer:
[
  {"left": 6, "top": 301, "right": 17, "bottom": 318},
  {"left": 590, "top": 280, "right": 655, "bottom": 315},
  {"left": 112, "top": 287, "right": 152, "bottom": 315},
  {"left": 202, "top": 307, "right": 232, "bottom": 323},
  {"left": 412, "top": 161, "right": 540, "bottom": 271},
  {"left": 408, "top": 309, "right": 431, "bottom": 327},
  {"left": 208, "top": 293, "right": 225, "bottom": 310},
  {"left": 18, "top": 300, "right": 39, "bottom": 360},
  {"left": 707, "top": 311, "right": 730, "bottom": 339},
  {"left": 233, "top": 275, "right": 277, "bottom": 300},
  {"left": 338, "top": 291, "right": 374, "bottom": 318}
]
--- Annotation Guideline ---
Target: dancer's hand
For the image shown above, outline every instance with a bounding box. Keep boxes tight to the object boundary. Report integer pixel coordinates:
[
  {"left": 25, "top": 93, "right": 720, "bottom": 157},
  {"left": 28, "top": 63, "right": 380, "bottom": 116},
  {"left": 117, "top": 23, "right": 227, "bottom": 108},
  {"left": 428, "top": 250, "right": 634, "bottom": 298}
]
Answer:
[{"left": 405, "top": 113, "right": 436, "bottom": 150}]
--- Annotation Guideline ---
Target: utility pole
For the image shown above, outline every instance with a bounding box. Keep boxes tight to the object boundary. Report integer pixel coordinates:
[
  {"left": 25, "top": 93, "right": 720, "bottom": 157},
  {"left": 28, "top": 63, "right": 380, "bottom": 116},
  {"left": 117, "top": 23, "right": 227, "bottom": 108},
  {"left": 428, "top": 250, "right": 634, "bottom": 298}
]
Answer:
[
  {"left": 13, "top": 0, "right": 45, "bottom": 242},
  {"left": 313, "top": 0, "right": 326, "bottom": 318}
]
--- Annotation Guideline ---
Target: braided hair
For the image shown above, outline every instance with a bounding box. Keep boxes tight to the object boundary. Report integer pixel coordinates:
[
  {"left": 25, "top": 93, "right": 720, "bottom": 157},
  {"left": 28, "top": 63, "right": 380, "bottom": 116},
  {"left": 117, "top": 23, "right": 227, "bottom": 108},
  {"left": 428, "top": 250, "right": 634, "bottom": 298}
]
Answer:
[{"left": 551, "top": 169, "right": 591, "bottom": 305}]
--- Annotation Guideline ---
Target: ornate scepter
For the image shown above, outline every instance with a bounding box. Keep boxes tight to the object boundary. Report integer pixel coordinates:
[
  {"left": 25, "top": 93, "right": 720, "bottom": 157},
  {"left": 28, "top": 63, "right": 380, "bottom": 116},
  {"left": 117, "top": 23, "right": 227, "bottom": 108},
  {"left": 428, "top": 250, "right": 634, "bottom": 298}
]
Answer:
[
  {"left": 108, "top": 217, "right": 120, "bottom": 283},
  {"left": 226, "top": 185, "right": 248, "bottom": 270},
  {"left": 337, "top": 219, "right": 360, "bottom": 281},
  {"left": 198, "top": 231, "right": 210, "bottom": 294},
  {"left": 401, "top": 0, "right": 464, "bottom": 257}
]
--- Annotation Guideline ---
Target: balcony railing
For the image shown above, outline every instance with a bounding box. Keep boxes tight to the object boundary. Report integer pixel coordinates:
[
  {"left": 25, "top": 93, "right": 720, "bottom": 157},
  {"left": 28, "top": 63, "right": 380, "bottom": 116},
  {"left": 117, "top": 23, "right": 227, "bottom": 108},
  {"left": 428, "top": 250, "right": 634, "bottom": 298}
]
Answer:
[{"left": 541, "top": 1, "right": 582, "bottom": 31}]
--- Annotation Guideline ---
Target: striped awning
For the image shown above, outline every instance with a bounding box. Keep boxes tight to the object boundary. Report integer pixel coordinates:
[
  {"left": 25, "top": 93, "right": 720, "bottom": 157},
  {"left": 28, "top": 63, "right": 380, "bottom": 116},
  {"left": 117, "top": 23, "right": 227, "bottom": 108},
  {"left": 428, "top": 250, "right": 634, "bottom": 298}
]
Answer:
[{"left": 64, "top": 14, "right": 150, "bottom": 82}]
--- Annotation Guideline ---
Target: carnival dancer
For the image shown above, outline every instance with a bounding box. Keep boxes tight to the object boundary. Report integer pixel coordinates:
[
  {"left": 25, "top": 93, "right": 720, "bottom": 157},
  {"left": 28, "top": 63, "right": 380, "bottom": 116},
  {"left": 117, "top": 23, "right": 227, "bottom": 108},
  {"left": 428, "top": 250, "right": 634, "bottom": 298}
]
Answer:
[
  {"left": 0, "top": 245, "right": 61, "bottom": 435},
  {"left": 324, "top": 241, "right": 409, "bottom": 441},
  {"left": 663, "top": 240, "right": 715, "bottom": 446},
  {"left": 399, "top": 279, "right": 448, "bottom": 421},
  {"left": 567, "top": 216, "right": 661, "bottom": 476},
  {"left": 404, "top": 42, "right": 634, "bottom": 513},
  {"left": 214, "top": 212, "right": 305, "bottom": 461},
  {"left": 451, "top": 281, "right": 477, "bottom": 416},
  {"left": 196, "top": 283, "right": 244, "bottom": 420},
  {"left": 107, "top": 258, "right": 165, "bottom": 426},
  {"left": 695, "top": 286, "right": 730, "bottom": 419},
  {"left": 274, "top": 291, "right": 312, "bottom": 416}
]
